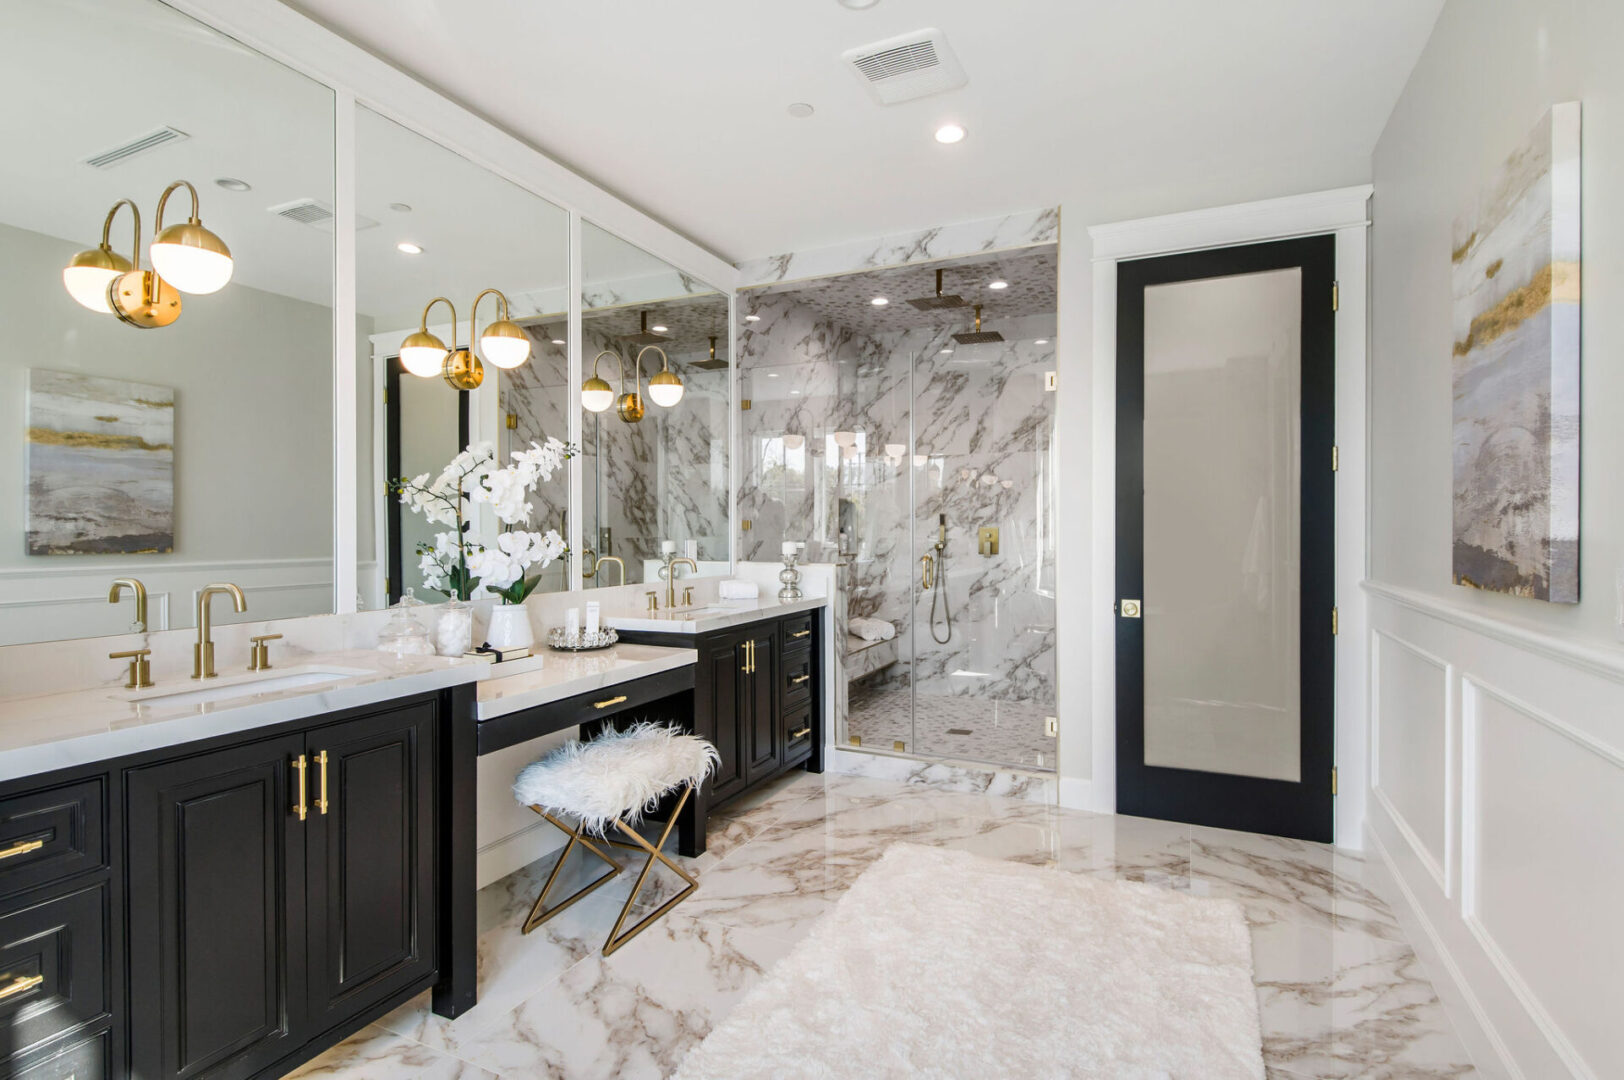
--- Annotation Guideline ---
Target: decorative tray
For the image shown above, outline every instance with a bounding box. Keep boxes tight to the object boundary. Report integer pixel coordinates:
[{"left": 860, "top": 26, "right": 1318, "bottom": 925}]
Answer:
[{"left": 547, "top": 627, "right": 619, "bottom": 652}]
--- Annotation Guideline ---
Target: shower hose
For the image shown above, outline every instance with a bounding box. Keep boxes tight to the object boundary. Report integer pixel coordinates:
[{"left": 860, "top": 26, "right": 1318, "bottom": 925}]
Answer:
[{"left": 930, "top": 557, "right": 952, "bottom": 644}]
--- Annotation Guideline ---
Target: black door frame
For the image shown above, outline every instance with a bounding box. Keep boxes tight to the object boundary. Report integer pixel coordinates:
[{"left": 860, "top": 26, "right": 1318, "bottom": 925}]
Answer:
[
  {"left": 1115, "top": 234, "right": 1336, "bottom": 842},
  {"left": 383, "top": 357, "right": 470, "bottom": 607}
]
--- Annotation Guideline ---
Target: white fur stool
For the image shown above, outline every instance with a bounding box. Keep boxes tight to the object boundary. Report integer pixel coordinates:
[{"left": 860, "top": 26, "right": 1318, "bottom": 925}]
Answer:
[{"left": 513, "top": 722, "right": 718, "bottom": 955}]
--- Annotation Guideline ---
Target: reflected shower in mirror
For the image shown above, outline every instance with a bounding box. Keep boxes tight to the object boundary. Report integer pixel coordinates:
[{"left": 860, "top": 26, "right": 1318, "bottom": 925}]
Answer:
[
  {"left": 0, "top": 0, "right": 335, "bottom": 646},
  {"left": 579, "top": 223, "right": 730, "bottom": 589},
  {"left": 355, "top": 105, "right": 571, "bottom": 611}
]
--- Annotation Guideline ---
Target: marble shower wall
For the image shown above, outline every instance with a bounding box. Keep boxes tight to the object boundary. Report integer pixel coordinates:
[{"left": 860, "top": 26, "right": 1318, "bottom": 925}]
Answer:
[
  {"left": 737, "top": 285, "right": 1058, "bottom": 744},
  {"left": 500, "top": 328, "right": 572, "bottom": 592}
]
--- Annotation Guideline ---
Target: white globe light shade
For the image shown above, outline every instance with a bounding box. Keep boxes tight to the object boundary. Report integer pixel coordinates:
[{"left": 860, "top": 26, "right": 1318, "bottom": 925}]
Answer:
[
  {"left": 150, "top": 223, "right": 233, "bottom": 294},
  {"left": 399, "top": 329, "right": 448, "bottom": 378},
  {"left": 62, "top": 263, "right": 124, "bottom": 313},
  {"left": 647, "top": 369, "right": 685, "bottom": 408},
  {"left": 581, "top": 376, "right": 615, "bottom": 413},
  {"left": 479, "top": 320, "right": 531, "bottom": 369}
]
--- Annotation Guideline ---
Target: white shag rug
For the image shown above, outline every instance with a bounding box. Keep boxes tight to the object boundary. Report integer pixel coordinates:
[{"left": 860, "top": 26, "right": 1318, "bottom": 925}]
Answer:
[{"left": 674, "top": 844, "right": 1264, "bottom": 1080}]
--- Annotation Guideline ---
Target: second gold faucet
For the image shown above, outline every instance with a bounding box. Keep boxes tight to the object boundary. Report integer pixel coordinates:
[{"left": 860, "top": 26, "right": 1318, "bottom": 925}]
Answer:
[{"left": 194, "top": 582, "right": 246, "bottom": 679}]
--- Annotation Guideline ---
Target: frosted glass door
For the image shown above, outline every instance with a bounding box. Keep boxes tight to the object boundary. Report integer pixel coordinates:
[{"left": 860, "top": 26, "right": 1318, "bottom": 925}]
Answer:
[
  {"left": 1141, "top": 268, "right": 1302, "bottom": 782},
  {"left": 1115, "top": 235, "right": 1336, "bottom": 842}
]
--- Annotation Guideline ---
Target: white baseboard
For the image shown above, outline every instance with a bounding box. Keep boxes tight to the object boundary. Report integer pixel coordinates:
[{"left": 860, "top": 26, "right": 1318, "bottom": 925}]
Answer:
[
  {"left": 1057, "top": 776, "right": 1111, "bottom": 813},
  {"left": 476, "top": 819, "right": 565, "bottom": 891}
]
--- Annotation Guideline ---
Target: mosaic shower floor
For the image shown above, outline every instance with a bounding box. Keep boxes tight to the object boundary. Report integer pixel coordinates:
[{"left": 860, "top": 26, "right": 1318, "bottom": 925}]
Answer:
[{"left": 845, "top": 685, "right": 1056, "bottom": 770}]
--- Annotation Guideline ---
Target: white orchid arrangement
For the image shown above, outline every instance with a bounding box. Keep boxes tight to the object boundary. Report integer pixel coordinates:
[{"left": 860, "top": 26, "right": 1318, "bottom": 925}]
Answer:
[{"left": 391, "top": 438, "right": 574, "bottom": 604}]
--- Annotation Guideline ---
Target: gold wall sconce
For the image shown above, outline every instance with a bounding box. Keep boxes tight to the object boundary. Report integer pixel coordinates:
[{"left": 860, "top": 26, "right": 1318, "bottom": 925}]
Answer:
[
  {"left": 62, "top": 180, "right": 234, "bottom": 328},
  {"left": 582, "top": 345, "right": 684, "bottom": 423},
  {"left": 399, "top": 288, "right": 530, "bottom": 390}
]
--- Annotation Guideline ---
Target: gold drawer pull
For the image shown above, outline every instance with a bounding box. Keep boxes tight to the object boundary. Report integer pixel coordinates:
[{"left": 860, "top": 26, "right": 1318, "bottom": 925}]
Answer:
[
  {"left": 594, "top": 695, "right": 628, "bottom": 710},
  {"left": 789, "top": 727, "right": 812, "bottom": 740},
  {"left": 790, "top": 674, "right": 810, "bottom": 685},
  {"left": 0, "top": 974, "right": 43, "bottom": 1001},
  {"left": 315, "top": 750, "right": 329, "bottom": 816},
  {"left": 0, "top": 839, "right": 44, "bottom": 861},
  {"left": 292, "top": 755, "right": 308, "bottom": 821},
  {"left": 791, "top": 630, "right": 811, "bottom": 639}
]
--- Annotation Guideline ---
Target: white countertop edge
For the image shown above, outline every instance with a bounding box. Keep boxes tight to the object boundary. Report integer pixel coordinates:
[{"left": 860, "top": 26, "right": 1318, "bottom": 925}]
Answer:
[
  {"left": 605, "top": 595, "right": 828, "bottom": 635},
  {"left": 475, "top": 648, "right": 697, "bottom": 722},
  {"left": 0, "top": 663, "right": 482, "bottom": 785}
]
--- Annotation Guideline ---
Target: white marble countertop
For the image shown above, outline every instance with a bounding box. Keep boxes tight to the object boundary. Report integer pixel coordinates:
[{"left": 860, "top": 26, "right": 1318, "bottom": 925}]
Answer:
[
  {"left": 0, "top": 651, "right": 484, "bottom": 783},
  {"left": 604, "top": 595, "right": 827, "bottom": 635},
  {"left": 475, "top": 643, "right": 696, "bottom": 721}
]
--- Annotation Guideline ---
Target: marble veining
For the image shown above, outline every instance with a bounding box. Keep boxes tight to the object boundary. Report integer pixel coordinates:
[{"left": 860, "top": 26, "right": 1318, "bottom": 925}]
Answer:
[{"left": 295, "top": 771, "right": 1478, "bottom": 1080}]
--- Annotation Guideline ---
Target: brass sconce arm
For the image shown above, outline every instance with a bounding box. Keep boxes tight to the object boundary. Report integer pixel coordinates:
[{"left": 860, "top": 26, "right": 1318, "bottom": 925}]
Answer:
[
  {"left": 103, "top": 199, "right": 142, "bottom": 269},
  {"left": 154, "top": 179, "right": 201, "bottom": 231},
  {"left": 417, "top": 296, "right": 459, "bottom": 350}
]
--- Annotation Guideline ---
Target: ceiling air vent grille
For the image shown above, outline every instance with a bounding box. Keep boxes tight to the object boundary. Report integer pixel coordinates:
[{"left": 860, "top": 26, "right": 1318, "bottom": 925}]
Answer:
[
  {"left": 267, "top": 198, "right": 378, "bottom": 232},
  {"left": 83, "top": 126, "right": 189, "bottom": 169},
  {"left": 842, "top": 29, "right": 967, "bottom": 105}
]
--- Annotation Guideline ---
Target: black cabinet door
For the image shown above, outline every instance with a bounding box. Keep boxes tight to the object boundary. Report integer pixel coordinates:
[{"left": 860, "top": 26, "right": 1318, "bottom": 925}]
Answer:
[
  {"left": 127, "top": 734, "right": 308, "bottom": 1080},
  {"left": 699, "top": 633, "right": 748, "bottom": 803},
  {"left": 744, "top": 625, "right": 781, "bottom": 785},
  {"left": 305, "top": 704, "right": 437, "bottom": 1027}
]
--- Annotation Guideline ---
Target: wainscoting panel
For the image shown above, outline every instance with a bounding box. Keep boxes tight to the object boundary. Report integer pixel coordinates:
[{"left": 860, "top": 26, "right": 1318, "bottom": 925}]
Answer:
[
  {"left": 1364, "top": 582, "right": 1621, "bottom": 1080},
  {"left": 1371, "top": 629, "right": 1451, "bottom": 894}
]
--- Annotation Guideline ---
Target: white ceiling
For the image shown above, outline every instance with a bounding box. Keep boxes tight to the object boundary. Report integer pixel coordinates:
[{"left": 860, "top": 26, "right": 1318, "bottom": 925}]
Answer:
[{"left": 285, "top": 0, "right": 1443, "bottom": 262}]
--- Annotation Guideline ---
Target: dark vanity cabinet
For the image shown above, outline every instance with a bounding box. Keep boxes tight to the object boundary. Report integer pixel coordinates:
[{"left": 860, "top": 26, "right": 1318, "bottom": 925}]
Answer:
[
  {"left": 620, "top": 607, "right": 824, "bottom": 853},
  {"left": 0, "top": 689, "right": 461, "bottom": 1080}
]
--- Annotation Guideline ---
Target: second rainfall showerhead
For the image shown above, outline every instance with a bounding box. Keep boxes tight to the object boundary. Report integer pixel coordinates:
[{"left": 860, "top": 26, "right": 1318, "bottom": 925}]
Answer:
[
  {"left": 616, "top": 310, "right": 673, "bottom": 346},
  {"left": 952, "top": 304, "right": 1004, "bottom": 344},
  {"left": 906, "top": 269, "right": 967, "bottom": 310}
]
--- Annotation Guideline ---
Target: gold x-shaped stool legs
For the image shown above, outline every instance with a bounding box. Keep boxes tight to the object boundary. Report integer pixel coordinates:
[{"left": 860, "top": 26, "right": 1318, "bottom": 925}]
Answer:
[{"left": 522, "top": 782, "right": 700, "bottom": 956}]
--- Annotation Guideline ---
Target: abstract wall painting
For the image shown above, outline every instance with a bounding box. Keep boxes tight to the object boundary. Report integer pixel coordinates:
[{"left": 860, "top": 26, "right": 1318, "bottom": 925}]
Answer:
[
  {"left": 1451, "top": 102, "right": 1580, "bottom": 603},
  {"left": 26, "top": 369, "right": 175, "bottom": 555}
]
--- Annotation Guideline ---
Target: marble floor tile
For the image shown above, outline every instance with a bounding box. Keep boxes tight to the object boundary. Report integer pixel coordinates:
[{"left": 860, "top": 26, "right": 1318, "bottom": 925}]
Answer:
[{"left": 303, "top": 774, "right": 1477, "bottom": 1080}]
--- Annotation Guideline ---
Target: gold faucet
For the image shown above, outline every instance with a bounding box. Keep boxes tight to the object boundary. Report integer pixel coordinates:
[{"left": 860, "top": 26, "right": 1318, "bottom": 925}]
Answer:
[
  {"left": 109, "top": 577, "right": 148, "bottom": 632},
  {"left": 662, "top": 555, "right": 698, "bottom": 609},
  {"left": 593, "top": 555, "right": 626, "bottom": 587},
  {"left": 194, "top": 582, "right": 246, "bottom": 679}
]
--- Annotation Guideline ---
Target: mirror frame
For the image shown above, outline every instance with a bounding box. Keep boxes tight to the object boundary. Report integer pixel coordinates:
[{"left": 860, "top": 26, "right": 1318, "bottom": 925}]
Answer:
[{"left": 159, "top": 0, "right": 739, "bottom": 613}]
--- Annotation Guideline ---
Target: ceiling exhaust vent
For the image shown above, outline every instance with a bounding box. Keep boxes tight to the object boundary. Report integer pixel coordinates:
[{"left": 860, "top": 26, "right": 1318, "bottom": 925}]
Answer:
[
  {"left": 841, "top": 28, "right": 967, "bottom": 105},
  {"left": 267, "top": 198, "right": 378, "bottom": 232},
  {"left": 83, "top": 126, "right": 189, "bottom": 169}
]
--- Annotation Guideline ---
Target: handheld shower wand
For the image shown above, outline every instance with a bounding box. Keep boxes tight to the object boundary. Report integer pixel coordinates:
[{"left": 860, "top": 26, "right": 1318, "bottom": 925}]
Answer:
[{"left": 928, "top": 513, "right": 952, "bottom": 644}]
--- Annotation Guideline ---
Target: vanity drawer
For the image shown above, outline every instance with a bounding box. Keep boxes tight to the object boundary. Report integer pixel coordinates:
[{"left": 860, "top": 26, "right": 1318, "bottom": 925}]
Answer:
[
  {"left": 0, "top": 883, "right": 109, "bottom": 1068},
  {"left": 476, "top": 666, "right": 697, "bottom": 756},
  {"left": 782, "top": 614, "right": 815, "bottom": 650},
  {"left": 9, "top": 1031, "right": 106, "bottom": 1080},
  {"left": 782, "top": 651, "right": 814, "bottom": 707},
  {"left": 782, "top": 703, "right": 814, "bottom": 767},
  {"left": 0, "top": 780, "right": 106, "bottom": 901}
]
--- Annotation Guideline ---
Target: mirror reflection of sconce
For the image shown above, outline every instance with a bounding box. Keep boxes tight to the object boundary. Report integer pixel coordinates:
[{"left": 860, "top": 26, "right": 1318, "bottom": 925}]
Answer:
[
  {"left": 63, "top": 180, "right": 234, "bottom": 328},
  {"left": 399, "top": 288, "right": 530, "bottom": 390},
  {"left": 581, "top": 345, "right": 684, "bottom": 422}
]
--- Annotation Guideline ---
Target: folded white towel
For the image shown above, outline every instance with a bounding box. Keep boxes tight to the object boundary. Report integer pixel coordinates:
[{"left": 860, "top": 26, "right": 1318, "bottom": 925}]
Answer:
[
  {"left": 849, "top": 617, "right": 896, "bottom": 642},
  {"left": 718, "top": 580, "right": 760, "bottom": 600}
]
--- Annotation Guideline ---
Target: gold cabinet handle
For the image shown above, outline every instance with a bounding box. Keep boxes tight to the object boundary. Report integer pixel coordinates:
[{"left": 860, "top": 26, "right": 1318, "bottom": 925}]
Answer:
[
  {"left": 594, "top": 695, "right": 628, "bottom": 710},
  {"left": 0, "top": 839, "right": 44, "bottom": 861},
  {"left": 292, "top": 754, "right": 308, "bottom": 821},
  {"left": 315, "top": 750, "right": 329, "bottom": 815},
  {"left": 790, "top": 674, "right": 810, "bottom": 685},
  {"left": 789, "top": 727, "right": 812, "bottom": 740},
  {"left": 0, "top": 974, "right": 43, "bottom": 1001},
  {"left": 791, "top": 629, "right": 811, "bottom": 639}
]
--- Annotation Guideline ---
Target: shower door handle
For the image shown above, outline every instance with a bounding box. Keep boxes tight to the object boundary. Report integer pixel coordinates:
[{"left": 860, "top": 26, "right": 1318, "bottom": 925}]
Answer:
[{"left": 920, "top": 554, "right": 934, "bottom": 590}]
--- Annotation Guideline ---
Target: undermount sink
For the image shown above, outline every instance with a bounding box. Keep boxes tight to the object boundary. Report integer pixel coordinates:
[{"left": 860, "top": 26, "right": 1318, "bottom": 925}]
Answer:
[{"left": 117, "top": 666, "right": 372, "bottom": 709}]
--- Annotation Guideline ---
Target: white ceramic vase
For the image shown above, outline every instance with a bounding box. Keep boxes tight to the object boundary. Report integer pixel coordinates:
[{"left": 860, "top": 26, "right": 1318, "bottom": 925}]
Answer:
[{"left": 486, "top": 604, "right": 534, "bottom": 652}]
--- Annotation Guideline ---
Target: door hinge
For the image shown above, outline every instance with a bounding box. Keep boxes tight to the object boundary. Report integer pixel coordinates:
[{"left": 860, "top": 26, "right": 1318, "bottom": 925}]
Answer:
[
  {"left": 505, "top": 411, "right": 518, "bottom": 430},
  {"left": 382, "top": 386, "right": 389, "bottom": 404},
  {"left": 384, "top": 576, "right": 390, "bottom": 595},
  {"left": 1331, "top": 607, "right": 1339, "bottom": 635},
  {"left": 1045, "top": 715, "right": 1058, "bottom": 737},
  {"left": 1044, "top": 371, "right": 1057, "bottom": 392},
  {"left": 740, "top": 398, "right": 752, "bottom": 410},
  {"left": 1332, "top": 281, "right": 1340, "bottom": 312},
  {"left": 1332, "top": 767, "right": 1338, "bottom": 796},
  {"left": 1331, "top": 445, "right": 1339, "bottom": 472}
]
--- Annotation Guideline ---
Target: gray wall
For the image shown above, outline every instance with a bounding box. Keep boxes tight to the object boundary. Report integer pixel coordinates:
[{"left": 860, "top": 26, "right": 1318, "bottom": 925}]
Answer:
[{"left": 1370, "top": 0, "right": 1624, "bottom": 637}]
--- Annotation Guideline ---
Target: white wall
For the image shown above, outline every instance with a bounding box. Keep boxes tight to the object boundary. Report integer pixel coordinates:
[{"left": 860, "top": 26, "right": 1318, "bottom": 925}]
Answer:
[
  {"left": 1364, "top": 2, "right": 1624, "bottom": 1077},
  {"left": 0, "top": 220, "right": 335, "bottom": 643}
]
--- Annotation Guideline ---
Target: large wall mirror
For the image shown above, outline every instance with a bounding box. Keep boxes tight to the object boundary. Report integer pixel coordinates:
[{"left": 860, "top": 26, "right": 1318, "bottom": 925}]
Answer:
[
  {"left": 580, "top": 222, "right": 731, "bottom": 589},
  {"left": 355, "top": 106, "right": 570, "bottom": 611},
  {"left": 0, "top": 0, "right": 336, "bottom": 646}
]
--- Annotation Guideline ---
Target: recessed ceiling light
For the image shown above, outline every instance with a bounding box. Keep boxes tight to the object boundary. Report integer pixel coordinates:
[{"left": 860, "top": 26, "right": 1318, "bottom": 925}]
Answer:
[
  {"left": 838, "top": 0, "right": 880, "bottom": 8},
  {"left": 388, "top": 202, "right": 413, "bottom": 213},
  {"left": 870, "top": 296, "right": 889, "bottom": 306},
  {"left": 551, "top": 338, "right": 566, "bottom": 345},
  {"left": 790, "top": 389, "right": 801, "bottom": 395},
  {"left": 214, "top": 177, "right": 251, "bottom": 192},
  {"left": 988, "top": 280, "right": 1008, "bottom": 290},
  {"left": 652, "top": 324, "right": 668, "bottom": 333},
  {"left": 745, "top": 314, "right": 761, "bottom": 322},
  {"left": 766, "top": 372, "right": 780, "bottom": 378},
  {"left": 934, "top": 123, "right": 967, "bottom": 145},
  {"left": 787, "top": 102, "right": 815, "bottom": 119},
  {"left": 396, "top": 241, "right": 423, "bottom": 255},
  {"left": 939, "top": 347, "right": 954, "bottom": 354},
  {"left": 1035, "top": 338, "right": 1049, "bottom": 345}
]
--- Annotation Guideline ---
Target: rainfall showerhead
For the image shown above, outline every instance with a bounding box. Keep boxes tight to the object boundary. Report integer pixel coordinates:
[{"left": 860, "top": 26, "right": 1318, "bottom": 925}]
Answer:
[
  {"left": 952, "top": 304, "right": 1004, "bottom": 344},
  {"left": 906, "top": 269, "right": 967, "bottom": 310},
  {"left": 616, "top": 310, "right": 672, "bottom": 346},
  {"left": 691, "top": 335, "right": 728, "bottom": 370}
]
